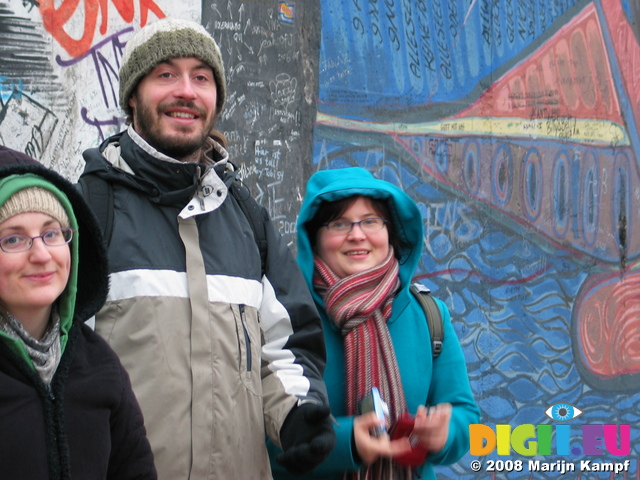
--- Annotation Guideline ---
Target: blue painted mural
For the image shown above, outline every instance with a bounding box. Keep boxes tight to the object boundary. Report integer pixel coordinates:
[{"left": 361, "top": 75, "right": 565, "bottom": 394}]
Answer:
[{"left": 314, "top": 0, "right": 640, "bottom": 477}]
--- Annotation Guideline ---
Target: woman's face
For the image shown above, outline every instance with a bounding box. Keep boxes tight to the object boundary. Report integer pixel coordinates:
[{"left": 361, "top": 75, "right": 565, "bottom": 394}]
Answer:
[
  {"left": 316, "top": 197, "right": 390, "bottom": 279},
  {"left": 0, "top": 212, "right": 71, "bottom": 322}
]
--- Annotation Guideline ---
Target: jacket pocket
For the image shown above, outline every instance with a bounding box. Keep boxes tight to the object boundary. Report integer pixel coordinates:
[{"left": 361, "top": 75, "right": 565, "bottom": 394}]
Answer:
[
  {"left": 239, "top": 305, "right": 252, "bottom": 371},
  {"left": 233, "top": 304, "right": 262, "bottom": 396}
]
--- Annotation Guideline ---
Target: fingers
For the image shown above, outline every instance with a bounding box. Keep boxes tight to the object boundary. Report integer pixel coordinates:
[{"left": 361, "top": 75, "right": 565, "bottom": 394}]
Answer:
[
  {"left": 355, "top": 411, "right": 386, "bottom": 434},
  {"left": 413, "top": 403, "right": 452, "bottom": 453},
  {"left": 415, "top": 403, "right": 452, "bottom": 428},
  {"left": 429, "top": 403, "right": 452, "bottom": 420},
  {"left": 415, "top": 405, "right": 428, "bottom": 421},
  {"left": 353, "top": 413, "right": 414, "bottom": 464}
]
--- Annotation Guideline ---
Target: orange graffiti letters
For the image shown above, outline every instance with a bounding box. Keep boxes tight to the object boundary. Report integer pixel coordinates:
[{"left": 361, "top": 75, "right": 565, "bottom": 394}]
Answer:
[{"left": 39, "top": 0, "right": 165, "bottom": 58}]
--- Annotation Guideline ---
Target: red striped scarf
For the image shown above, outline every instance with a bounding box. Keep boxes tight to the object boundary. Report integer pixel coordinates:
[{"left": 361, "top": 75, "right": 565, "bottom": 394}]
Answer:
[{"left": 313, "top": 249, "right": 412, "bottom": 480}]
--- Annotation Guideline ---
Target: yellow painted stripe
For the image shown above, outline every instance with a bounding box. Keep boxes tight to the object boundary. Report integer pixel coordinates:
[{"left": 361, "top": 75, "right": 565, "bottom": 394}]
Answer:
[{"left": 316, "top": 113, "right": 630, "bottom": 146}]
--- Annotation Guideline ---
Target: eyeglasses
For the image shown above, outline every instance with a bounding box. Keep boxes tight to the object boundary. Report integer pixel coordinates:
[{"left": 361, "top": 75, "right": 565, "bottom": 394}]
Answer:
[
  {"left": 322, "top": 217, "right": 387, "bottom": 235},
  {"left": 0, "top": 227, "right": 75, "bottom": 253}
]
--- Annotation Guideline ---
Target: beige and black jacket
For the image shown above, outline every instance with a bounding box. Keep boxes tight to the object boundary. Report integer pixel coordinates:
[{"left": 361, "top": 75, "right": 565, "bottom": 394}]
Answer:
[{"left": 80, "top": 127, "right": 329, "bottom": 480}]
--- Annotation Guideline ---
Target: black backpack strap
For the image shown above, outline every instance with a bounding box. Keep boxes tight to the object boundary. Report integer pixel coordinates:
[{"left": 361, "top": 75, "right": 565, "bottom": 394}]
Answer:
[
  {"left": 78, "top": 174, "right": 114, "bottom": 247},
  {"left": 229, "top": 180, "right": 268, "bottom": 277},
  {"left": 410, "top": 283, "right": 444, "bottom": 358}
]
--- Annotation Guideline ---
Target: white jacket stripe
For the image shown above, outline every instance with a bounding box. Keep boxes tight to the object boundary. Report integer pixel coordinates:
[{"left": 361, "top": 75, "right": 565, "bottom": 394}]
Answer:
[
  {"left": 261, "top": 277, "right": 310, "bottom": 397},
  {"left": 107, "top": 269, "right": 262, "bottom": 307}
]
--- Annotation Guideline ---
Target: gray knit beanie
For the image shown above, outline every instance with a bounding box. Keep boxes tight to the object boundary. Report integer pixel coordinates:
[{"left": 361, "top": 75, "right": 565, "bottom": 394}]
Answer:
[
  {"left": 0, "top": 187, "right": 70, "bottom": 228},
  {"left": 119, "top": 18, "right": 226, "bottom": 116}
]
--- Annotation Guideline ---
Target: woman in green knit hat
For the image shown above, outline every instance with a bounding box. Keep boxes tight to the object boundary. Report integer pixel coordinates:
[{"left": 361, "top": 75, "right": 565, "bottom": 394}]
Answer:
[{"left": 0, "top": 150, "right": 156, "bottom": 479}]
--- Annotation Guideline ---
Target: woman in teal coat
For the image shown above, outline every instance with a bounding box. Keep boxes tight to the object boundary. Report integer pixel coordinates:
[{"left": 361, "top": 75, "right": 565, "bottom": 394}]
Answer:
[{"left": 268, "top": 167, "right": 479, "bottom": 480}]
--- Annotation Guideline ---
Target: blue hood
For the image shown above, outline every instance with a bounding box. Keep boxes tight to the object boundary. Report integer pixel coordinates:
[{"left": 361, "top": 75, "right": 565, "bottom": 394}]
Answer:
[{"left": 296, "top": 167, "right": 423, "bottom": 296}]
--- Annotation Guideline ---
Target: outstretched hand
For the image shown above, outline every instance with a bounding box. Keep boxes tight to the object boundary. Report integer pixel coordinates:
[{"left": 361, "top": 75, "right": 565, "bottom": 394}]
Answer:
[
  {"left": 413, "top": 403, "right": 452, "bottom": 453},
  {"left": 353, "top": 412, "right": 412, "bottom": 465}
]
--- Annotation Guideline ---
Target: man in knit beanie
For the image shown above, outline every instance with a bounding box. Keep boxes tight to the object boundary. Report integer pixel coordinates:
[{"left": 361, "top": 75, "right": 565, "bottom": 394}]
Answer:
[
  {"left": 78, "top": 17, "right": 335, "bottom": 480},
  {"left": 118, "top": 18, "right": 226, "bottom": 120},
  {"left": 116, "top": 17, "right": 226, "bottom": 162}
]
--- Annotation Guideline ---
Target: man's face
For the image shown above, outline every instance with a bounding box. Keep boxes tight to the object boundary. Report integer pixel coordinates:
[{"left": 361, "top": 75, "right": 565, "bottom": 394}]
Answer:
[{"left": 129, "top": 57, "right": 218, "bottom": 160}]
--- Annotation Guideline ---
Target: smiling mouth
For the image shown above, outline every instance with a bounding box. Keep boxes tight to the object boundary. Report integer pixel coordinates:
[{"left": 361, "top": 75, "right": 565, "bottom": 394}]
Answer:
[
  {"left": 346, "top": 250, "right": 369, "bottom": 256},
  {"left": 167, "top": 112, "right": 197, "bottom": 119},
  {"left": 26, "top": 271, "right": 55, "bottom": 281}
]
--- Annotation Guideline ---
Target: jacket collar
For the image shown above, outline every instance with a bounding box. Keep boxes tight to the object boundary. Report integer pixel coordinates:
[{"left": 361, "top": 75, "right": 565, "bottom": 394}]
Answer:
[
  {"left": 86, "top": 129, "right": 232, "bottom": 207},
  {"left": 126, "top": 126, "right": 229, "bottom": 166}
]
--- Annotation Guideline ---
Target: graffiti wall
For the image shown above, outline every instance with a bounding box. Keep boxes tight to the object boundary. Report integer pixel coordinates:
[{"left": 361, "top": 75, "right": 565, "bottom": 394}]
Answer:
[
  {"left": 0, "top": 0, "right": 198, "bottom": 178},
  {"left": 315, "top": 0, "right": 640, "bottom": 478},
  {"left": 1, "top": 0, "right": 640, "bottom": 478},
  {"left": 203, "top": 1, "right": 320, "bottom": 247},
  {"left": 0, "top": 0, "right": 316, "bottom": 247}
]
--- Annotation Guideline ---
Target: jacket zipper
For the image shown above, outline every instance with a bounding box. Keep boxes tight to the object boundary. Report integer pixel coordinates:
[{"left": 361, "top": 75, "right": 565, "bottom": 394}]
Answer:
[
  {"left": 239, "top": 304, "right": 251, "bottom": 371},
  {"left": 44, "top": 383, "right": 55, "bottom": 401}
]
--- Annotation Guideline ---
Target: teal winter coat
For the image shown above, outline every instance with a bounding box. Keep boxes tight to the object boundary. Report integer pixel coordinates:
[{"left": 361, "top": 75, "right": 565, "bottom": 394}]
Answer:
[{"left": 268, "top": 167, "right": 480, "bottom": 480}]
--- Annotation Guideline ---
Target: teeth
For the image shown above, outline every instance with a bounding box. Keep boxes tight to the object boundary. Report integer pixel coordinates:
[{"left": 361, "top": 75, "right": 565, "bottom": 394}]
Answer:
[
  {"left": 168, "top": 112, "right": 196, "bottom": 119},
  {"left": 347, "top": 251, "right": 368, "bottom": 255}
]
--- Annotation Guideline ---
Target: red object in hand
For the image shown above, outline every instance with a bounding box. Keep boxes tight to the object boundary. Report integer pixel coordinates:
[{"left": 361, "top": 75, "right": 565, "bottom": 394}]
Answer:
[{"left": 389, "top": 413, "right": 429, "bottom": 467}]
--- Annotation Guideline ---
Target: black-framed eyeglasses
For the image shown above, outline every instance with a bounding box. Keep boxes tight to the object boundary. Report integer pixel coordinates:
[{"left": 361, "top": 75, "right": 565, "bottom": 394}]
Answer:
[
  {"left": 0, "top": 227, "right": 75, "bottom": 253},
  {"left": 322, "top": 217, "right": 387, "bottom": 235}
]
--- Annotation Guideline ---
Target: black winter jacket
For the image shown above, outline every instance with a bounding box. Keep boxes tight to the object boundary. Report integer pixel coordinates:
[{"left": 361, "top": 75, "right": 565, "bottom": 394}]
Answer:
[{"left": 0, "top": 161, "right": 156, "bottom": 480}]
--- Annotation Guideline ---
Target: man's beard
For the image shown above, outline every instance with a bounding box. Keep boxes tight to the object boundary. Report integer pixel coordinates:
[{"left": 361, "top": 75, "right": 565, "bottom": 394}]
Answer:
[{"left": 133, "top": 101, "right": 215, "bottom": 160}]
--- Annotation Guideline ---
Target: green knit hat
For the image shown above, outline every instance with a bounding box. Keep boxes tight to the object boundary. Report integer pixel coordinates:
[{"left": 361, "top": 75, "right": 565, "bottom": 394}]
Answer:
[{"left": 119, "top": 18, "right": 226, "bottom": 116}]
